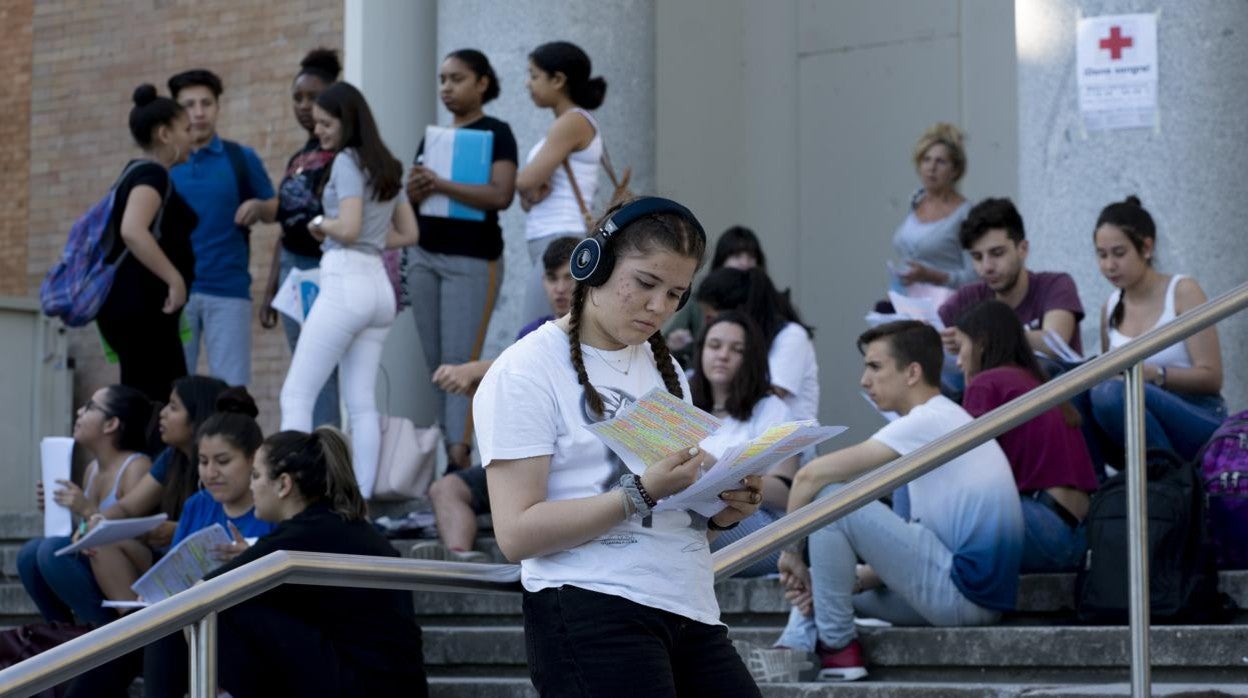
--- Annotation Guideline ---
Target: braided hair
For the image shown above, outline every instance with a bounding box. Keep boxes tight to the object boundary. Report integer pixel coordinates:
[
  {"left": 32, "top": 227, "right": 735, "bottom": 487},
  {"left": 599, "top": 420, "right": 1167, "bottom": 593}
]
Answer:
[{"left": 568, "top": 199, "right": 706, "bottom": 417}]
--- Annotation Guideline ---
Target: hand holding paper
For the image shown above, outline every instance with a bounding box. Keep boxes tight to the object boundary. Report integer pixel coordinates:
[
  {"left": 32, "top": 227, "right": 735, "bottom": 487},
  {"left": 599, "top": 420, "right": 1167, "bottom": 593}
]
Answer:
[{"left": 40, "top": 437, "right": 74, "bottom": 538}]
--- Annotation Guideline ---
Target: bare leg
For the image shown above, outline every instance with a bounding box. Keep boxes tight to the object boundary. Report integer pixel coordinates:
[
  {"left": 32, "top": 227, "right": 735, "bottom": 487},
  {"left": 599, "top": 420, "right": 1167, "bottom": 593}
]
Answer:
[
  {"left": 446, "top": 443, "right": 472, "bottom": 472},
  {"left": 89, "top": 540, "right": 153, "bottom": 603},
  {"left": 428, "top": 475, "right": 478, "bottom": 552}
]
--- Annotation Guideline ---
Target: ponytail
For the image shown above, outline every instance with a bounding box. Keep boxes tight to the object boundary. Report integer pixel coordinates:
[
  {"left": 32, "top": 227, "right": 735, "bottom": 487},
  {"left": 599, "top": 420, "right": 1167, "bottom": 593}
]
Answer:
[
  {"left": 261, "top": 428, "right": 366, "bottom": 521},
  {"left": 314, "top": 427, "right": 367, "bottom": 521}
]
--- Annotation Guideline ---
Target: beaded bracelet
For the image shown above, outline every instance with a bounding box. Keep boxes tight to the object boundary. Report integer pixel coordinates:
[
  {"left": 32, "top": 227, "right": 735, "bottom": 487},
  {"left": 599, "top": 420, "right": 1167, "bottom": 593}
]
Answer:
[{"left": 632, "top": 474, "right": 658, "bottom": 509}]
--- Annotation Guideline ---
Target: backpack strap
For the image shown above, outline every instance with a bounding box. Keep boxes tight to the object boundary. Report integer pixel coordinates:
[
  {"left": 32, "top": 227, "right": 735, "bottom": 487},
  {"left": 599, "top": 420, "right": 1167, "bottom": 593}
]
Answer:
[
  {"left": 222, "top": 140, "right": 255, "bottom": 204},
  {"left": 109, "top": 161, "right": 173, "bottom": 266}
]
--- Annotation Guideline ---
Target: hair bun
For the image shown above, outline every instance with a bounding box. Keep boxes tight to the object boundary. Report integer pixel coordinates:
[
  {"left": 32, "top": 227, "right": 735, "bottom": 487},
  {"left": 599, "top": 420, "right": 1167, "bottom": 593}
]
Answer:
[
  {"left": 215, "top": 386, "right": 259, "bottom": 419},
  {"left": 132, "top": 84, "right": 159, "bottom": 107},
  {"left": 1124, "top": 195, "right": 1142, "bottom": 207},
  {"left": 301, "top": 48, "right": 342, "bottom": 80}
]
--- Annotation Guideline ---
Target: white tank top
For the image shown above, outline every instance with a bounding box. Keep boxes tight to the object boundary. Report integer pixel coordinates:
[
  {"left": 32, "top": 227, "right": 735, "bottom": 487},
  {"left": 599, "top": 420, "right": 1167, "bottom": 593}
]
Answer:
[
  {"left": 1106, "top": 274, "right": 1193, "bottom": 369},
  {"left": 524, "top": 108, "right": 603, "bottom": 240}
]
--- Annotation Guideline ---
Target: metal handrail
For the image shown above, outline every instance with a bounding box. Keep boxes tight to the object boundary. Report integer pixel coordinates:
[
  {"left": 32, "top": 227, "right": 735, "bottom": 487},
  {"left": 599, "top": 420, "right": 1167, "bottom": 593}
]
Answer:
[
  {"left": 0, "top": 553, "right": 521, "bottom": 697},
  {"left": 2, "top": 280, "right": 1245, "bottom": 698}
]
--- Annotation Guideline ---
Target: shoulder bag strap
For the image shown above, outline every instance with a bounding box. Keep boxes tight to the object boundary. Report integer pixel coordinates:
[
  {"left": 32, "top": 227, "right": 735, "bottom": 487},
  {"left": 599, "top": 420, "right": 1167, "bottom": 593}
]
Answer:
[{"left": 562, "top": 159, "right": 594, "bottom": 230}]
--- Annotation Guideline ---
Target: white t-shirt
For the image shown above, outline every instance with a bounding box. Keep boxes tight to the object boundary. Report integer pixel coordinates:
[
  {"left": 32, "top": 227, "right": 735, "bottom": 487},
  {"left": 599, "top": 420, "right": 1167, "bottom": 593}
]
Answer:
[
  {"left": 769, "top": 322, "right": 820, "bottom": 421},
  {"left": 871, "top": 394, "right": 1024, "bottom": 611},
  {"left": 474, "top": 322, "right": 721, "bottom": 626},
  {"left": 701, "top": 395, "right": 792, "bottom": 458}
]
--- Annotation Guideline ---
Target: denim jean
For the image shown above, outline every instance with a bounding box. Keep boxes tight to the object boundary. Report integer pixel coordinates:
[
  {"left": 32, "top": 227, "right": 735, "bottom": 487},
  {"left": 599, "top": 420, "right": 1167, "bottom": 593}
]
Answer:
[
  {"left": 183, "top": 292, "right": 252, "bottom": 386},
  {"left": 775, "top": 484, "right": 998, "bottom": 652},
  {"left": 1020, "top": 498, "right": 1086, "bottom": 573},
  {"left": 407, "top": 247, "right": 502, "bottom": 451},
  {"left": 1088, "top": 378, "right": 1226, "bottom": 463},
  {"left": 523, "top": 585, "right": 759, "bottom": 697},
  {"left": 17, "top": 536, "right": 114, "bottom": 627},
  {"left": 280, "top": 248, "right": 395, "bottom": 498},
  {"left": 278, "top": 249, "right": 340, "bottom": 428},
  {"left": 709, "top": 506, "right": 783, "bottom": 578}
]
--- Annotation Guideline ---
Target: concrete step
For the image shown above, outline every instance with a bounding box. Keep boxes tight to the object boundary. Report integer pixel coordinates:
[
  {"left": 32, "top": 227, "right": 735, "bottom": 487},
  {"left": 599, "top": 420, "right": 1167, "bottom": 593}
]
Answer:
[
  {"left": 0, "top": 513, "right": 45, "bottom": 542},
  {"left": 426, "top": 677, "right": 1248, "bottom": 697},
  {"left": 417, "top": 624, "right": 1248, "bottom": 679},
  {"left": 409, "top": 571, "right": 1248, "bottom": 619}
]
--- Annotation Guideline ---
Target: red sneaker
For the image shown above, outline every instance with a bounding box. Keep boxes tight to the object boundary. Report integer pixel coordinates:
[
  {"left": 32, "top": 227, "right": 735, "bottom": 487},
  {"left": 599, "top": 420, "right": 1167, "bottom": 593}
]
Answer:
[{"left": 815, "top": 638, "right": 867, "bottom": 681}]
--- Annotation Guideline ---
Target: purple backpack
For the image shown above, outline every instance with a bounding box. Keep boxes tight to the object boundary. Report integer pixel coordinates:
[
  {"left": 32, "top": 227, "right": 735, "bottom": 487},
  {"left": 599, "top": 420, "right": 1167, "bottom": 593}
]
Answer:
[
  {"left": 1196, "top": 410, "right": 1248, "bottom": 569},
  {"left": 40, "top": 162, "right": 169, "bottom": 327}
]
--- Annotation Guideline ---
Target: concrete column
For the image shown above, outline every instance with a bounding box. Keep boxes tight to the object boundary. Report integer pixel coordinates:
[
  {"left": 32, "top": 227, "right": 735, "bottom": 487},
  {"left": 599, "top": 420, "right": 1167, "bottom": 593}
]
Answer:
[
  {"left": 345, "top": 0, "right": 439, "bottom": 423},
  {"left": 1017, "top": 0, "right": 1248, "bottom": 411},
  {"left": 438, "top": 0, "right": 657, "bottom": 357}
]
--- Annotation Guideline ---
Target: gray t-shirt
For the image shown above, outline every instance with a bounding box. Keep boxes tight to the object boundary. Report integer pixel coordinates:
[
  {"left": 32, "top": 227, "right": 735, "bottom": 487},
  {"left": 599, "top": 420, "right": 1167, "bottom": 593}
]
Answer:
[
  {"left": 891, "top": 195, "right": 975, "bottom": 288},
  {"left": 321, "top": 148, "right": 398, "bottom": 254}
]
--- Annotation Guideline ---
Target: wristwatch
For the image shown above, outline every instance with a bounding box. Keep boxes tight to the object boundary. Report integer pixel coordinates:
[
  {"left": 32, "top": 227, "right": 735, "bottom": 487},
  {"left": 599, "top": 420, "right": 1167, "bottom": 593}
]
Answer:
[
  {"left": 309, "top": 214, "right": 324, "bottom": 231},
  {"left": 1152, "top": 366, "right": 1167, "bottom": 387}
]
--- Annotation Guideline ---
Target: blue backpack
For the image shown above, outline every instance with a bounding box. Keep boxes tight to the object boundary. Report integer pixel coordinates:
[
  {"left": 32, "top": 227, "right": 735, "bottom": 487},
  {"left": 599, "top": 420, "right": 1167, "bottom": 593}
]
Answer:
[{"left": 40, "top": 162, "right": 170, "bottom": 327}]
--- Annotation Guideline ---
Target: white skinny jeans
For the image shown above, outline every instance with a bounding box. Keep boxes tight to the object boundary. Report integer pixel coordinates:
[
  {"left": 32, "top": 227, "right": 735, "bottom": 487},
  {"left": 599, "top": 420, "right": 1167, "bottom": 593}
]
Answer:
[{"left": 280, "top": 248, "right": 395, "bottom": 497}]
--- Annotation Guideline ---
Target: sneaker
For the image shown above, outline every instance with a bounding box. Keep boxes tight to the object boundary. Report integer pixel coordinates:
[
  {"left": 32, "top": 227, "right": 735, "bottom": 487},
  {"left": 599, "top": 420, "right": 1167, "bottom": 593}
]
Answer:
[
  {"left": 815, "top": 639, "right": 867, "bottom": 682},
  {"left": 406, "top": 541, "right": 448, "bottom": 560},
  {"left": 448, "top": 549, "right": 490, "bottom": 564}
]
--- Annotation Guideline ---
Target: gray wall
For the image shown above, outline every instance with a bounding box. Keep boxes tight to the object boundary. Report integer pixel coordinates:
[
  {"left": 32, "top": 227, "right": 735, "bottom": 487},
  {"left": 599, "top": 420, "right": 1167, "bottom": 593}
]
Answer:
[
  {"left": 1017, "top": 0, "right": 1248, "bottom": 412},
  {"left": 657, "top": 0, "right": 1019, "bottom": 446}
]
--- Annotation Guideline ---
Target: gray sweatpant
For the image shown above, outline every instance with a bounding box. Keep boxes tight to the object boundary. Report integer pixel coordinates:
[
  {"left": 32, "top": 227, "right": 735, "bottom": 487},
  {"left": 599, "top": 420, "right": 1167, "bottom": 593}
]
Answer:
[{"left": 407, "top": 247, "right": 502, "bottom": 450}]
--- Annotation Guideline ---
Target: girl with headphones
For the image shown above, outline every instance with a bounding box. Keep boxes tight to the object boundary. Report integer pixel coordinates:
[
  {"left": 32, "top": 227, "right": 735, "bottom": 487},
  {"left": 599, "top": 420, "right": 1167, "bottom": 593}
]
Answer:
[{"left": 474, "top": 197, "right": 764, "bottom": 695}]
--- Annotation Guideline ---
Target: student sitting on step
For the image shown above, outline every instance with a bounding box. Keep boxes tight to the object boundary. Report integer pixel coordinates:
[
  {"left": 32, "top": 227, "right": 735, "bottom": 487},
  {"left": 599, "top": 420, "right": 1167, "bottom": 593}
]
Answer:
[
  {"left": 19, "top": 385, "right": 156, "bottom": 628},
  {"left": 954, "top": 300, "right": 1098, "bottom": 572},
  {"left": 694, "top": 310, "right": 800, "bottom": 577},
  {"left": 206, "top": 427, "right": 428, "bottom": 697},
  {"left": 774, "top": 321, "right": 1023, "bottom": 682},
  {"left": 410, "top": 236, "right": 578, "bottom": 563}
]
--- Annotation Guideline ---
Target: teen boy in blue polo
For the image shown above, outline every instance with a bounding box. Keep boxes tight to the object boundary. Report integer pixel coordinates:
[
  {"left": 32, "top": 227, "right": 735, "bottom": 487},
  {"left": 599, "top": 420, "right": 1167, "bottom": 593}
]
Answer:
[{"left": 168, "top": 69, "right": 277, "bottom": 386}]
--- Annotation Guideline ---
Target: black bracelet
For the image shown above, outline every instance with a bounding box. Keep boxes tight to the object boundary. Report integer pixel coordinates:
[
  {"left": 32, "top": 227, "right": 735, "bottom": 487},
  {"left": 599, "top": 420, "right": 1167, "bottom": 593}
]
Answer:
[
  {"left": 633, "top": 474, "right": 657, "bottom": 509},
  {"left": 707, "top": 517, "right": 740, "bottom": 531}
]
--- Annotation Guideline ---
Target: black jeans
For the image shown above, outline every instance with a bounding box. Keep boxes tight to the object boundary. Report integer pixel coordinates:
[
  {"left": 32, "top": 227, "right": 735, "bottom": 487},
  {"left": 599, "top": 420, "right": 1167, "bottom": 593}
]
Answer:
[{"left": 522, "top": 585, "right": 760, "bottom": 698}]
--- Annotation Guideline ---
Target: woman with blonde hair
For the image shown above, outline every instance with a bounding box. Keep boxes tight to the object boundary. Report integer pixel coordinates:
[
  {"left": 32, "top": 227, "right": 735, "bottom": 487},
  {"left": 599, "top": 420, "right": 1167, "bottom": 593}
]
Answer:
[{"left": 890, "top": 123, "right": 976, "bottom": 289}]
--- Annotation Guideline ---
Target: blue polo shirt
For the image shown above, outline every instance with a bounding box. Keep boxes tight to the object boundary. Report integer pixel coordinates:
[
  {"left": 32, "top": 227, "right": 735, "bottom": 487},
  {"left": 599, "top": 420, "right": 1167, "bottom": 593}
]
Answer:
[
  {"left": 171, "top": 490, "right": 276, "bottom": 546},
  {"left": 171, "top": 135, "right": 275, "bottom": 299}
]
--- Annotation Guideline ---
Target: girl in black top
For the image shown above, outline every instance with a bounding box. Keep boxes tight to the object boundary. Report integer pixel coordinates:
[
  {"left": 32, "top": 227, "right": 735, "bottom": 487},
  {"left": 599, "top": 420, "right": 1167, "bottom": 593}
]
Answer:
[
  {"left": 259, "top": 48, "right": 343, "bottom": 429},
  {"left": 206, "top": 427, "right": 427, "bottom": 697},
  {"left": 96, "top": 84, "right": 198, "bottom": 403},
  {"left": 406, "top": 49, "right": 518, "bottom": 471}
]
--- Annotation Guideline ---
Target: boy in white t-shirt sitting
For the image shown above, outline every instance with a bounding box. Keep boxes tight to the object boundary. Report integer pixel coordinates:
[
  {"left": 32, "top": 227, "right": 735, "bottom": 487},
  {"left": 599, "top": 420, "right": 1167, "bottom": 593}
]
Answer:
[{"left": 774, "top": 320, "right": 1023, "bottom": 681}]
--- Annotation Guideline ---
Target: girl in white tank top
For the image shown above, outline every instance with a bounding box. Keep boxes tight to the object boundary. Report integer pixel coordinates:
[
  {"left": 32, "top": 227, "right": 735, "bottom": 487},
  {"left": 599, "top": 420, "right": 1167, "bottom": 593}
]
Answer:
[
  {"left": 516, "top": 41, "right": 611, "bottom": 322},
  {"left": 1088, "top": 196, "right": 1224, "bottom": 463}
]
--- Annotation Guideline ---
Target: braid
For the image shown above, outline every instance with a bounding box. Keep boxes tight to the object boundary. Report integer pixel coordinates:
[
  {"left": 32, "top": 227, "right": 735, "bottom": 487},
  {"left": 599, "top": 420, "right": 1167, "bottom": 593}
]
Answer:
[
  {"left": 647, "top": 331, "right": 684, "bottom": 399},
  {"left": 568, "top": 284, "right": 605, "bottom": 417}
]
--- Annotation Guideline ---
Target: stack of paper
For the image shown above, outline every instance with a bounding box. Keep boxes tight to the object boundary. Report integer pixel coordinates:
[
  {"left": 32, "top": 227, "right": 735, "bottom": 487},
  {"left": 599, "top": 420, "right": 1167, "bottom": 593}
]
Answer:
[
  {"left": 584, "top": 388, "right": 846, "bottom": 518},
  {"left": 40, "top": 437, "right": 74, "bottom": 538}
]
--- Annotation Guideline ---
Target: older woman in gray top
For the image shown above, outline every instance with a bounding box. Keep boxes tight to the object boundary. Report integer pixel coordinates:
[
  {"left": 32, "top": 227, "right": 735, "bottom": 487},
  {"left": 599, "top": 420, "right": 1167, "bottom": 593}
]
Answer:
[{"left": 892, "top": 123, "right": 975, "bottom": 289}]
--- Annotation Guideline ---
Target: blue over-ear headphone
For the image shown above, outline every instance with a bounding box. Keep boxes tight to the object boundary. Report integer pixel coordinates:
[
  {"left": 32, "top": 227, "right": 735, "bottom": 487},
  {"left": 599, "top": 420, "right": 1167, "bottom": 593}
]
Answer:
[{"left": 568, "top": 196, "right": 707, "bottom": 310}]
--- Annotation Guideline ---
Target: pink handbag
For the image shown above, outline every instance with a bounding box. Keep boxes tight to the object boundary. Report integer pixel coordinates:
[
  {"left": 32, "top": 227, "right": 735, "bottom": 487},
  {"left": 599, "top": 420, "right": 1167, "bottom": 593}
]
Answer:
[{"left": 372, "top": 415, "right": 439, "bottom": 501}]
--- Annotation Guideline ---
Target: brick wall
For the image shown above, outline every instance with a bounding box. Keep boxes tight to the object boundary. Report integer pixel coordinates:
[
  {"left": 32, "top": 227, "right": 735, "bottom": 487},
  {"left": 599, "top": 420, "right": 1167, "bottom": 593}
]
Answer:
[
  {"left": 25, "top": 0, "right": 343, "bottom": 433},
  {"left": 0, "top": 0, "right": 34, "bottom": 297}
]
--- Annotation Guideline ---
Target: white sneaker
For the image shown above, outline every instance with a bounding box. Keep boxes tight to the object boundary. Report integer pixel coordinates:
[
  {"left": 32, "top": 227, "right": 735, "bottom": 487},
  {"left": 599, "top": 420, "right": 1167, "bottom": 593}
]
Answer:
[
  {"left": 449, "top": 549, "right": 490, "bottom": 563},
  {"left": 407, "top": 541, "right": 448, "bottom": 560}
]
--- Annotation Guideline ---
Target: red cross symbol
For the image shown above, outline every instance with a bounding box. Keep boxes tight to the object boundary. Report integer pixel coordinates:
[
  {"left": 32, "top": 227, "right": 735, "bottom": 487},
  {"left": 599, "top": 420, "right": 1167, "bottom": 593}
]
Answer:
[{"left": 1099, "top": 26, "right": 1133, "bottom": 60}]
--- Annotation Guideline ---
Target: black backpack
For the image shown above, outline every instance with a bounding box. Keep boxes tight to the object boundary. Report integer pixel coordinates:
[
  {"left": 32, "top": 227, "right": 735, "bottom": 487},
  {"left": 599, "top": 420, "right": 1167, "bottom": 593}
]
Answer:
[{"left": 1075, "top": 448, "right": 1227, "bottom": 624}]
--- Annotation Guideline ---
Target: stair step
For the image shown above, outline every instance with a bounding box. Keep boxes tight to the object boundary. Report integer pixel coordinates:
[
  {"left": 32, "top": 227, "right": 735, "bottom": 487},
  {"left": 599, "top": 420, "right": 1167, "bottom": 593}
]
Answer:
[
  {"left": 426, "top": 677, "right": 1248, "bottom": 697},
  {"left": 418, "top": 624, "right": 1248, "bottom": 675},
  {"left": 0, "top": 513, "right": 45, "bottom": 542},
  {"left": 410, "top": 570, "right": 1248, "bottom": 618}
]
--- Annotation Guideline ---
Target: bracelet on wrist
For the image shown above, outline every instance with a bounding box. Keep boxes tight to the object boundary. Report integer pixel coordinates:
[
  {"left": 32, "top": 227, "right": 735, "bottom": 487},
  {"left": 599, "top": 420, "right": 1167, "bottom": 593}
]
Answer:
[
  {"left": 707, "top": 517, "right": 739, "bottom": 531},
  {"left": 619, "top": 474, "right": 652, "bottom": 518},
  {"left": 632, "top": 474, "right": 657, "bottom": 509}
]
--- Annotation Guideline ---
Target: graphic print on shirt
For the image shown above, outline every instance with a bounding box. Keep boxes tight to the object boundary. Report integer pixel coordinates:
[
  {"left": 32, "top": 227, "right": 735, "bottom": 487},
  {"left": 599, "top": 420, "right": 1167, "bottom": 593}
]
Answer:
[
  {"left": 580, "top": 384, "right": 709, "bottom": 540},
  {"left": 581, "top": 386, "right": 652, "bottom": 532}
]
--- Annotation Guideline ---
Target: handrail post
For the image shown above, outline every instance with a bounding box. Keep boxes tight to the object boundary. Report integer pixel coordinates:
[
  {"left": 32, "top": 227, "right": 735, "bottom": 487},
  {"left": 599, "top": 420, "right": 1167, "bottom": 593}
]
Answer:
[
  {"left": 1123, "top": 364, "right": 1151, "bottom": 696},
  {"left": 188, "top": 612, "right": 218, "bottom": 698}
]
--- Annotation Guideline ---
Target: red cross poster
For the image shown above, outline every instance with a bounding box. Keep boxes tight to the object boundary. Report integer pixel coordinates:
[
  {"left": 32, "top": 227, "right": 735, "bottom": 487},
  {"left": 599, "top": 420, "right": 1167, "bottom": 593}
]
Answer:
[{"left": 1076, "top": 13, "right": 1158, "bottom": 131}]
